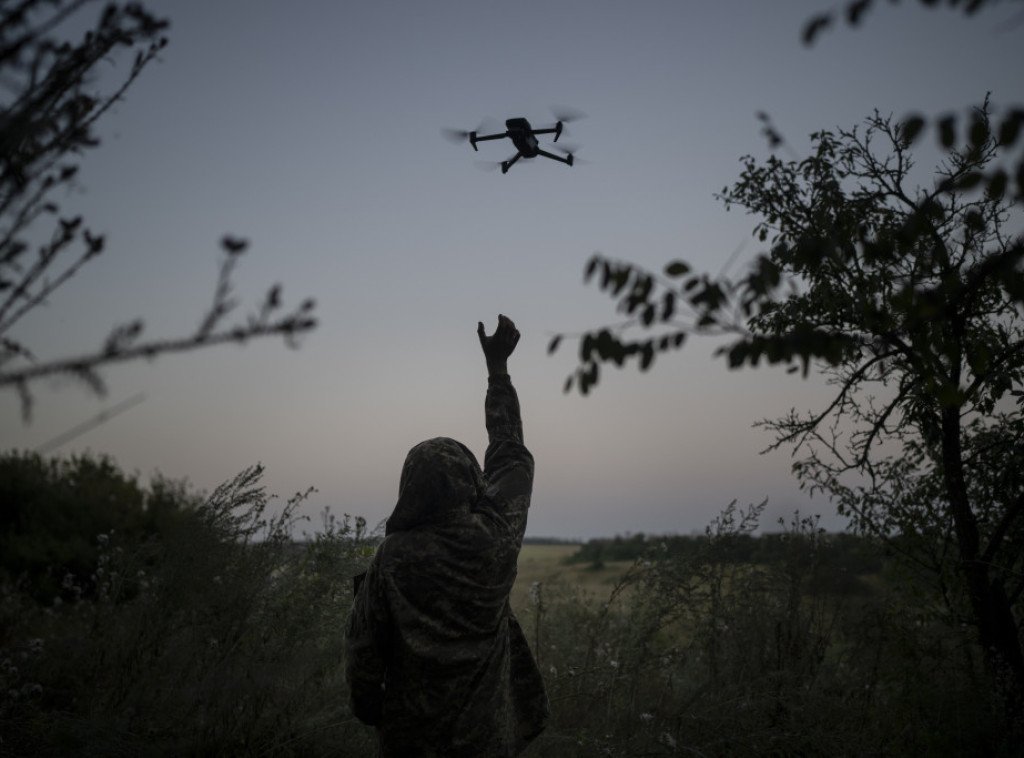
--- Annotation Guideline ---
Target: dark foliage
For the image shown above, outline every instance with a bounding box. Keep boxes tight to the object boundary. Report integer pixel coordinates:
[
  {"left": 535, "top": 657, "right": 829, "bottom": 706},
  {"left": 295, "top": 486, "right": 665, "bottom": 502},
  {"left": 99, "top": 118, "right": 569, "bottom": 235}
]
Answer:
[
  {"left": 0, "top": 450, "right": 199, "bottom": 603},
  {"left": 550, "top": 0, "right": 1024, "bottom": 745}
]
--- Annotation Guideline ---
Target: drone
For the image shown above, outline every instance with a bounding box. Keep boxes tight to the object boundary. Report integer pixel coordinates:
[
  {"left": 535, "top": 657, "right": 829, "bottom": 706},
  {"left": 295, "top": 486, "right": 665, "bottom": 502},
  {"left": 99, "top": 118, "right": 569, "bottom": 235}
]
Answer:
[{"left": 444, "top": 111, "right": 583, "bottom": 174}]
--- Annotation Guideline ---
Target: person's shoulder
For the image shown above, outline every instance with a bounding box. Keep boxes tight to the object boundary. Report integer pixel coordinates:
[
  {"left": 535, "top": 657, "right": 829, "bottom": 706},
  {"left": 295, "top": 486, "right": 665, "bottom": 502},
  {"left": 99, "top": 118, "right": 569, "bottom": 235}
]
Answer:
[{"left": 376, "top": 530, "right": 441, "bottom": 568}]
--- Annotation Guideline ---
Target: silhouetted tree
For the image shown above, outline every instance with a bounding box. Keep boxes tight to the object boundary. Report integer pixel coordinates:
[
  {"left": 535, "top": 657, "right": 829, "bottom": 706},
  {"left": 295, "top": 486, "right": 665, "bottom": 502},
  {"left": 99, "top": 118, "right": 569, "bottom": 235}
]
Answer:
[
  {"left": 0, "top": 1, "right": 317, "bottom": 420},
  {"left": 551, "top": 2, "right": 1024, "bottom": 742}
]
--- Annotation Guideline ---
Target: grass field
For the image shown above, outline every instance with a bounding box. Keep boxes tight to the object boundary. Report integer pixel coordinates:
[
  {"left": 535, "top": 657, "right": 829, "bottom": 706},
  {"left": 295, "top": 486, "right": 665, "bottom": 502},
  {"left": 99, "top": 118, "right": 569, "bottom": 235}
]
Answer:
[{"left": 511, "top": 543, "right": 636, "bottom": 613}]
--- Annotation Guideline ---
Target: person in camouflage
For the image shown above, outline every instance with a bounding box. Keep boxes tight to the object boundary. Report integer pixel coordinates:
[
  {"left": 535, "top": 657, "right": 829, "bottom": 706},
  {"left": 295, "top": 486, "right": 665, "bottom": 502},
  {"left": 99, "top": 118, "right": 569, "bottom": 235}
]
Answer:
[{"left": 346, "top": 314, "right": 549, "bottom": 757}]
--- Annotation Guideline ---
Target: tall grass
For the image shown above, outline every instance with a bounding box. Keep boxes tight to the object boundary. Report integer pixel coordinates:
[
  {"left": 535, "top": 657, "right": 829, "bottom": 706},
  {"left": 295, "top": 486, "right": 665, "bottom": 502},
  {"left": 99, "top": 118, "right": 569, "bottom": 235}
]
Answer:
[
  {"left": 1, "top": 465, "right": 375, "bottom": 757},
  {"left": 1, "top": 475, "right": 1010, "bottom": 757},
  {"left": 519, "top": 502, "right": 1007, "bottom": 758}
]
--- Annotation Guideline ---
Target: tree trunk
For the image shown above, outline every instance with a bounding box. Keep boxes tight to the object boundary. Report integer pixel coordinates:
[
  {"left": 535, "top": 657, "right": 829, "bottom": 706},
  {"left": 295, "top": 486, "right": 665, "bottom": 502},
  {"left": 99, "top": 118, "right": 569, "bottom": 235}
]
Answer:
[{"left": 941, "top": 406, "right": 1024, "bottom": 744}]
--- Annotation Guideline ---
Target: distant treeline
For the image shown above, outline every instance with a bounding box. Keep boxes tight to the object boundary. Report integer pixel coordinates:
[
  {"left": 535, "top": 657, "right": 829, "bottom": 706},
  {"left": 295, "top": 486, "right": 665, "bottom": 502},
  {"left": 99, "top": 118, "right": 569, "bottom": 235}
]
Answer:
[
  {"left": 565, "top": 531, "right": 884, "bottom": 576},
  {"left": 522, "top": 536, "right": 582, "bottom": 546}
]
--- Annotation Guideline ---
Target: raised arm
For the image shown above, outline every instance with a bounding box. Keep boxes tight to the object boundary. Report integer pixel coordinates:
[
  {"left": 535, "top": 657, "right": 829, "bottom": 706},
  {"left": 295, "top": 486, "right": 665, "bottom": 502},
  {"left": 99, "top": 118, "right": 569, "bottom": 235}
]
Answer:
[{"left": 477, "top": 315, "right": 534, "bottom": 539}]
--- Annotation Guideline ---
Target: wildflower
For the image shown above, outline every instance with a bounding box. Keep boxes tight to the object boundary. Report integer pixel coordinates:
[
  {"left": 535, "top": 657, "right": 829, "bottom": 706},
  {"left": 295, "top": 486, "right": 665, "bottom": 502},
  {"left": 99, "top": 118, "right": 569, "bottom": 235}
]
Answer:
[
  {"left": 549, "top": 665, "right": 558, "bottom": 677},
  {"left": 610, "top": 659, "right": 619, "bottom": 669},
  {"left": 660, "top": 732, "right": 677, "bottom": 749},
  {"left": 640, "top": 712, "right": 654, "bottom": 722},
  {"left": 96, "top": 533, "right": 109, "bottom": 545},
  {"left": 528, "top": 581, "right": 541, "bottom": 606}
]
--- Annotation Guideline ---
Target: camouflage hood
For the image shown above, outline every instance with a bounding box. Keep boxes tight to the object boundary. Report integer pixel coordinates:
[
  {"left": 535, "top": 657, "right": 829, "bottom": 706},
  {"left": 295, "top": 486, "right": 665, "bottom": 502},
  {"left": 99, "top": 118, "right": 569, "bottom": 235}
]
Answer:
[{"left": 385, "top": 437, "right": 486, "bottom": 535}]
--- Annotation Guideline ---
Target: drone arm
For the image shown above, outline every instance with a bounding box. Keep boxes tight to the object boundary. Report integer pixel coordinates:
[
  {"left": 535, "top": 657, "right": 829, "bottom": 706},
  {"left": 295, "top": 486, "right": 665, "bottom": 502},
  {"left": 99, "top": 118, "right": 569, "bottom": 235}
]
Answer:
[
  {"left": 536, "top": 149, "right": 573, "bottom": 167},
  {"left": 532, "top": 122, "right": 564, "bottom": 142},
  {"left": 470, "top": 132, "right": 509, "bottom": 146}
]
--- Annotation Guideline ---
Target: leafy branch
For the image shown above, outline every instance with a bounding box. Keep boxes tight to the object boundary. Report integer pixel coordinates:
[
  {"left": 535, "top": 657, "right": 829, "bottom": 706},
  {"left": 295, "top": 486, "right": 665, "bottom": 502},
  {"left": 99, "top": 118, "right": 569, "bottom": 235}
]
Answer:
[
  {"left": 0, "top": 1, "right": 318, "bottom": 421},
  {"left": 1, "top": 237, "right": 317, "bottom": 420},
  {"left": 552, "top": 99, "right": 1024, "bottom": 397}
]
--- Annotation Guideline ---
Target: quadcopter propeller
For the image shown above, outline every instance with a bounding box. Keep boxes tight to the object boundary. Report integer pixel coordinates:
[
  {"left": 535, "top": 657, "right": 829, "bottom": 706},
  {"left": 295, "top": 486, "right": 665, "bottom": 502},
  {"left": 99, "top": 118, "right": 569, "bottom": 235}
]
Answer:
[
  {"left": 442, "top": 117, "right": 502, "bottom": 145},
  {"left": 551, "top": 105, "right": 587, "bottom": 124},
  {"left": 441, "top": 127, "right": 474, "bottom": 144},
  {"left": 547, "top": 107, "right": 586, "bottom": 142},
  {"left": 553, "top": 142, "right": 590, "bottom": 165},
  {"left": 474, "top": 152, "right": 524, "bottom": 172}
]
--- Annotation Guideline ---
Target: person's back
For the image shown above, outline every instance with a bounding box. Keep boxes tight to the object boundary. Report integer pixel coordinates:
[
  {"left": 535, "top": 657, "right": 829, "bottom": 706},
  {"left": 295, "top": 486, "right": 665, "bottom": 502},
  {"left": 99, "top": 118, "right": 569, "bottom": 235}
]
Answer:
[{"left": 346, "top": 315, "right": 548, "bottom": 757}]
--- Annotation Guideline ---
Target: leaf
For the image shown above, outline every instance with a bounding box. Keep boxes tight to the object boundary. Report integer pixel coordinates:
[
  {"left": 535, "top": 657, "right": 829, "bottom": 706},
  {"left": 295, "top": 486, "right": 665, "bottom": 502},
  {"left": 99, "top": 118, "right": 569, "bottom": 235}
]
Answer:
[
  {"left": 998, "top": 110, "right": 1024, "bottom": 147},
  {"left": 610, "top": 267, "right": 631, "bottom": 296},
  {"left": 580, "top": 334, "right": 595, "bottom": 362},
  {"left": 987, "top": 170, "right": 1007, "bottom": 201},
  {"left": 664, "top": 261, "right": 691, "bottom": 277},
  {"left": 662, "top": 290, "right": 676, "bottom": 321},
  {"left": 727, "top": 342, "right": 747, "bottom": 369},
  {"left": 547, "top": 334, "right": 562, "bottom": 354},
  {"left": 802, "top": 14, "right": 831, "bottom": 45},
  {"left": 968, "top": 115, "right": 989, "bottom": 148},
  {"left": 847, "top": 0, "right": 872, "bottom": 25},
  {"left": 956, "top": 171, "right": 983, "bottom": 192},
  {"left": 938, "top": 115, "right": 956, "bottom": 149},
  {"left": 900, "top": 115, "right": 926, "bottom": 145},
  {"left": 639, "top": 342, "right": 655, "bottom": 371},
  {"left": 641, "top": 304, "right": 656, "bottom": 327}
]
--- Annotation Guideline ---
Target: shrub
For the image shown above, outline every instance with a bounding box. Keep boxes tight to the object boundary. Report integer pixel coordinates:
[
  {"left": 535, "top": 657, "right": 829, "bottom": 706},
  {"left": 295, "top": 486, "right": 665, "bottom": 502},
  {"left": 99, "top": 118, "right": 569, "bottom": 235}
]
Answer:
[{"left": 0, "top": 464, "right": 376, "bottom": 757}]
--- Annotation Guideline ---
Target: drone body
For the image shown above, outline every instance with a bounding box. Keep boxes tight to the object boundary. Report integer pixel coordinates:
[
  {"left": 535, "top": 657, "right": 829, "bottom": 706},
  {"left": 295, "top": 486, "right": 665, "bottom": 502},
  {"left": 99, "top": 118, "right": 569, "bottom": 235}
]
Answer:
[{"left": 446, "top": 114, "right": 580, "bottom": 174}]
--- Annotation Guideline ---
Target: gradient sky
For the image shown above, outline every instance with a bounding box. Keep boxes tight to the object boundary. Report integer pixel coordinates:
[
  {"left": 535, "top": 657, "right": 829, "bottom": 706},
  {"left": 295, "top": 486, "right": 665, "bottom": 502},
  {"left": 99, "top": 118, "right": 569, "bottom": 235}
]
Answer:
[{"left": 2, "top": 0, "right": 1021, "bottom": 539}]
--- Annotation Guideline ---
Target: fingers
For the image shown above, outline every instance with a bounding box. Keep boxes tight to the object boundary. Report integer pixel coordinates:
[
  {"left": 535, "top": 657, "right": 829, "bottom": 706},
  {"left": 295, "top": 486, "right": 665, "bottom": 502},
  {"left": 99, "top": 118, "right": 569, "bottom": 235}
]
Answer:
[{"left": 479, "top": 315, "right": 519, "bottom": 343}]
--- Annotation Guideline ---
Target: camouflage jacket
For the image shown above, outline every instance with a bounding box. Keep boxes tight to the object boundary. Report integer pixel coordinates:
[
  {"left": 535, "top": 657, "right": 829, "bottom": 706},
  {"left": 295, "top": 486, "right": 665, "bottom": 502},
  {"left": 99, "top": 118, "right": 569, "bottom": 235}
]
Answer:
[{"left": 346, "top": 374, "right": 549, "bottom": 758}]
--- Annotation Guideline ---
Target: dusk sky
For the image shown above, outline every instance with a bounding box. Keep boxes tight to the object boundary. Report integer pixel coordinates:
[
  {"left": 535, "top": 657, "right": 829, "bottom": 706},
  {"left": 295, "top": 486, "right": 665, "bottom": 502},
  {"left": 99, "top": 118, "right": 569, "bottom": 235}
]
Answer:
[{"left": 2, "top": 0, "right": 1021, "bottom": 539}]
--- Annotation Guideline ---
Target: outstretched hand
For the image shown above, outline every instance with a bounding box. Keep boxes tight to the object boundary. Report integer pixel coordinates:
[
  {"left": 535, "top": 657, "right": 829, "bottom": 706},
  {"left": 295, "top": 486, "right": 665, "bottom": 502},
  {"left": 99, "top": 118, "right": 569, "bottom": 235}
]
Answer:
[{"left": 478, "top": 314, "right": 520, "bottom": 375}]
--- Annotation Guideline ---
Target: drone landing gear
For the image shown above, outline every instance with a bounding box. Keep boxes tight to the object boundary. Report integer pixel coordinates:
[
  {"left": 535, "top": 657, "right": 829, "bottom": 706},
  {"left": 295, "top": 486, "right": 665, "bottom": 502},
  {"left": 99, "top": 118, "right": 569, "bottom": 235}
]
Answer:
[{"left": 501, "top": 152, "right": 522, "bottom": 174}]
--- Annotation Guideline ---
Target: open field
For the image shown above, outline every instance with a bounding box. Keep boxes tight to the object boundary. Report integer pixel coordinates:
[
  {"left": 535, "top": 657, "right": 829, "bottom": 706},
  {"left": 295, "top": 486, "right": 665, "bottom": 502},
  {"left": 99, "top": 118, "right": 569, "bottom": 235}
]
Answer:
[{"left": 511, "top": 543, "right": 636, "bottom": 613}]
